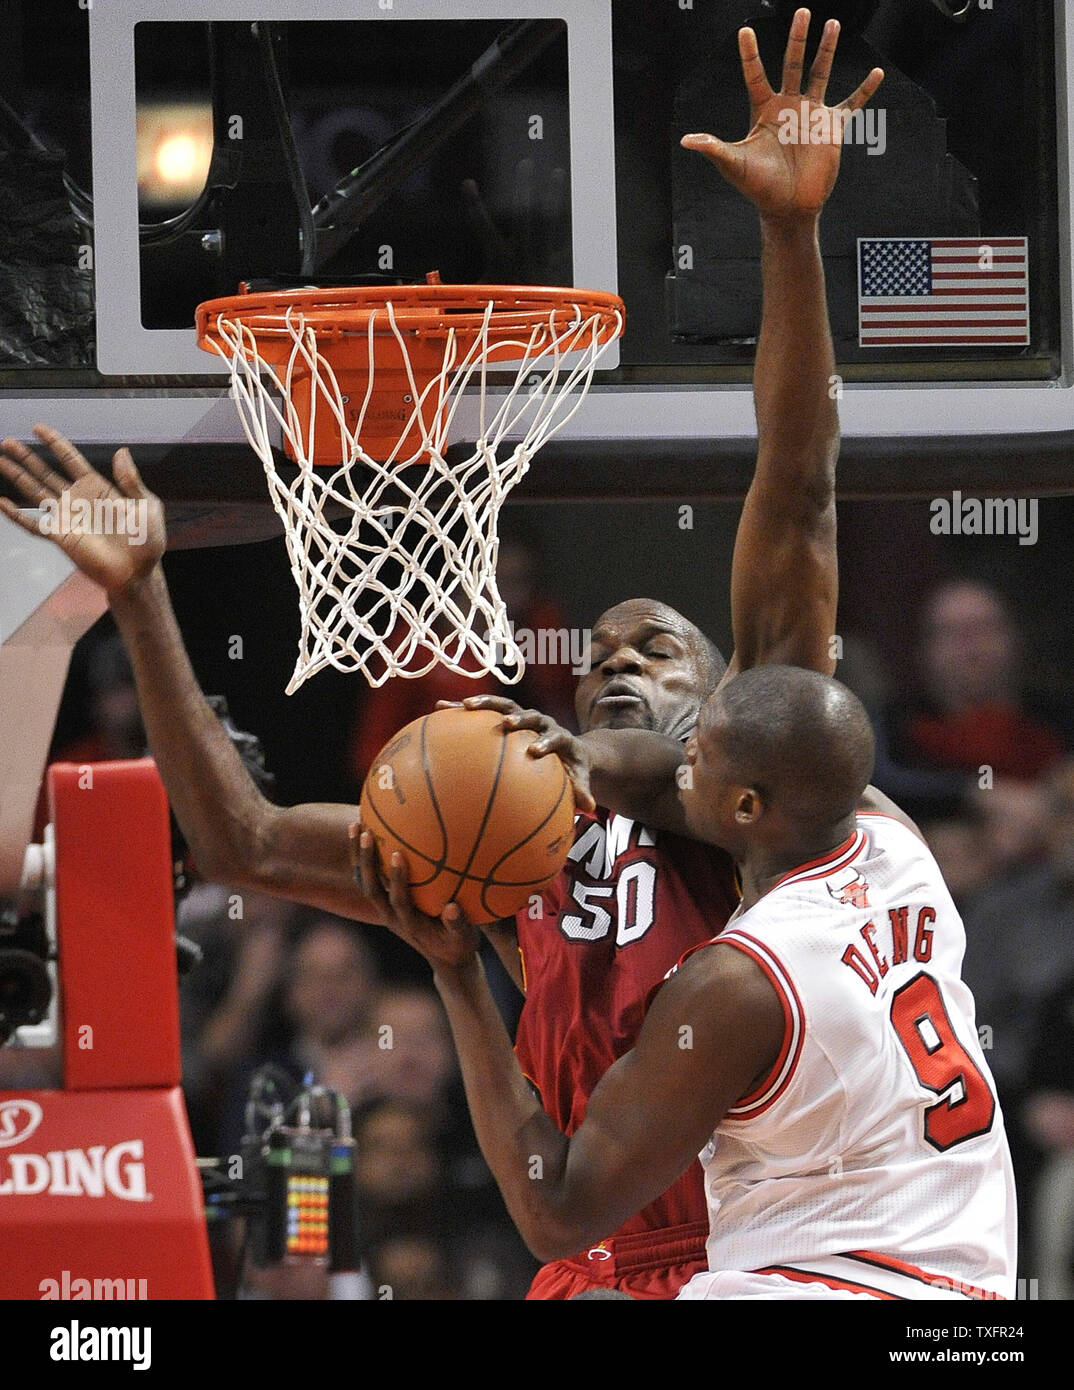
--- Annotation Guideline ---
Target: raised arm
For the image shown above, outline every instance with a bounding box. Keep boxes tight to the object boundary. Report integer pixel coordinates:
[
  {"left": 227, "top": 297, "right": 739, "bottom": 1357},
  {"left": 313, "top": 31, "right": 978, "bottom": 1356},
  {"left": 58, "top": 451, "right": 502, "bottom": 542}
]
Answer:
[
  {"left": 111, "top": 568, "right": 383, "bottom": 917},
  {"left": 726, "top": 209, "right": 838, "bottom": 677},
  {"left": 0, "top": 428, "right": 386, "bottom": 925},
  {"left": 682, "top": 13, "right": 883, "bottom": 679},
  {"left": 477, "top": 16, "right": 887, "bottom": 839},
  {"left": 579, "top": 726, "right": 688, "bottom": 837}
]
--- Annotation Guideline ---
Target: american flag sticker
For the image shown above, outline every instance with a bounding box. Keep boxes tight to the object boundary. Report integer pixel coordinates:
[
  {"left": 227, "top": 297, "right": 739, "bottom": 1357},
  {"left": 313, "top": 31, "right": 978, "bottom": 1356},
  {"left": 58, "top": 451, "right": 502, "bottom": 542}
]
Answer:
[{"left": 857, "top": 237, "right": 1029, "bottom": 347}]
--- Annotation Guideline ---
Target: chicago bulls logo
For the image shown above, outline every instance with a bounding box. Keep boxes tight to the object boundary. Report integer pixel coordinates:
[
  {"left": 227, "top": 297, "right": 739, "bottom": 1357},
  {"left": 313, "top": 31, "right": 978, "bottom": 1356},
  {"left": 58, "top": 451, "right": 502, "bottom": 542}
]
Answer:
[{"left": 827, "top": 866, "right": 870, "bottom": 909}]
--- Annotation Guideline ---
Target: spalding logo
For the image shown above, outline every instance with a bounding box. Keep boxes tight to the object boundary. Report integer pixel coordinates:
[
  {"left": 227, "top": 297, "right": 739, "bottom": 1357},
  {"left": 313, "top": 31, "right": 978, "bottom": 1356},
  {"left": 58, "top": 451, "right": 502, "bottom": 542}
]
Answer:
[
  {"left": 0, "top": 1099, "right": 43, "bottom": 1148},
  {"left": 0, "top": 1139, "right": 148, "bottom": 1201}
]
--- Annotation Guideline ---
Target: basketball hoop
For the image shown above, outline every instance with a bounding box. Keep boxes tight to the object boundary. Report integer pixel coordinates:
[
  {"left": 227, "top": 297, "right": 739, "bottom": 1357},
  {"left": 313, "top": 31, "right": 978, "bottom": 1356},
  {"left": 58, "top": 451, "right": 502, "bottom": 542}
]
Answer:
[{"left": 196, "top": 279, "right": 623, "bottom": 692}]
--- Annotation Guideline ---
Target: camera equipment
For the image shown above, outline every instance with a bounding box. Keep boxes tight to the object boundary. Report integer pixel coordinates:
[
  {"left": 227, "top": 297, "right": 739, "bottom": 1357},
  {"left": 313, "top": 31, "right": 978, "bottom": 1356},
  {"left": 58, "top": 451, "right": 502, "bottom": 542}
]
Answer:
[
  {"left": 199, "top": 1066, "right": 358, "bottom": 1280},
  {"left": 0, "top": 912, "right": 52, "bottom": 1046}
]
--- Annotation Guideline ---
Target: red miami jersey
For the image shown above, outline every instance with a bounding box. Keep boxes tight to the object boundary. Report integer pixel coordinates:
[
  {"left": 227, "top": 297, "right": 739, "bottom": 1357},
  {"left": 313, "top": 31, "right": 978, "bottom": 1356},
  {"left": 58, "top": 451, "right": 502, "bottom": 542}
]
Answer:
[{"left": 513, "top": 809, "right": 740, "bottom": 1241}]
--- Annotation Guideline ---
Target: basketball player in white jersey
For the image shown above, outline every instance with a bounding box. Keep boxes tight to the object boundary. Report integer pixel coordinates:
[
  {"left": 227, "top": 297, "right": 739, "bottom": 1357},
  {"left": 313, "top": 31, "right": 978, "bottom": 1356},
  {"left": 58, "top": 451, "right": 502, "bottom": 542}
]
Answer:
[{"left": 362, "top": 663, "right": 1016, "bottom": 1300}]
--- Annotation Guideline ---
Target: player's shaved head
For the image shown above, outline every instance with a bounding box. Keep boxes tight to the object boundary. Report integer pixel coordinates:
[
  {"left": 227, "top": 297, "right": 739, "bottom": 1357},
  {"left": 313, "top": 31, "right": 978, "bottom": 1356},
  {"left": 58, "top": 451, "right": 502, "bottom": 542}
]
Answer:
[{"left": 705, "top": 665, "right": 875, "bottom": 828}]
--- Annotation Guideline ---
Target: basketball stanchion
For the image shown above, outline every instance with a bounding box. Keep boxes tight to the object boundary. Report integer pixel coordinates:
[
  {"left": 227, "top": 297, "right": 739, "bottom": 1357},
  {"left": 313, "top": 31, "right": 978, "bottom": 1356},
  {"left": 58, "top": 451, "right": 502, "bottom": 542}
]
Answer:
[
  {"left": 197, "top": 277, "right": 624, "bottom": 692},
  {"left": 0, "top": 760, "right": 214, "bottom": 1300}
]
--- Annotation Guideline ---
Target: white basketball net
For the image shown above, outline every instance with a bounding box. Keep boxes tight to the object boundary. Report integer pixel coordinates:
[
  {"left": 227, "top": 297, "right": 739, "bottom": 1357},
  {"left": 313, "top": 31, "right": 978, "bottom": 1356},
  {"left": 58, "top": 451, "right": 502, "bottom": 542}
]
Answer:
[{"left": 207, "top": 297, "right": 621, "bottom": 692}]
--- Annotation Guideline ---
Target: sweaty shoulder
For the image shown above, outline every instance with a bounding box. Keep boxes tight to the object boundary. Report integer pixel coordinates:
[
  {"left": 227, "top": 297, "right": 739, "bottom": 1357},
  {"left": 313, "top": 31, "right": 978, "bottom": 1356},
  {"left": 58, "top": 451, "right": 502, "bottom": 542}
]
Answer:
[
  {"left": 674, "top": 938, "right": 784, "bottom": 1018},
  {"left": 647, "top": 939, "right": 785, "bottom": 1101}
]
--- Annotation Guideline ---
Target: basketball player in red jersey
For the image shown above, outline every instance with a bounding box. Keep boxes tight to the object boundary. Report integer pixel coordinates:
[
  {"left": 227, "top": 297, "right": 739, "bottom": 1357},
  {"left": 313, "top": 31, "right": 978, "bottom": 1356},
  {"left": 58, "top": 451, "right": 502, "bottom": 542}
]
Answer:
[{"left": 0, "top": 9, "right": 880, "bottom": 1299}]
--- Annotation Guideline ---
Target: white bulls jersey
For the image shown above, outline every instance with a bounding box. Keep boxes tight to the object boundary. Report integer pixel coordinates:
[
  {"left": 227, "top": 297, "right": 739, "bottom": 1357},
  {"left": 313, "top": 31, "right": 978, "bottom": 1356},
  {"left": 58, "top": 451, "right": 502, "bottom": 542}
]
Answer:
[{"left": 679, "top": 812, "right": 1016, "bottom": 1302}]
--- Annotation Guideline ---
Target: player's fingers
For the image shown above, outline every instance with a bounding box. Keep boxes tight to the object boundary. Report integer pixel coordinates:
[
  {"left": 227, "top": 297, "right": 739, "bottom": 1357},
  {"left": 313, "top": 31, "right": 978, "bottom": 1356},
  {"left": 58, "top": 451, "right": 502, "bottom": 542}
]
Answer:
[
  {"left": 112, "top": 447, "right": 147, "bottom": 500},
  {"left": 555, "top": 756, "right": 596, "bottom": 813},
  {"left": 441, "top": 900, "right": 474, "bottom": 936},
  {"left": 805, "top": 17, "right": 839, "bottom": 103},
  {"left": 386, "top": 852, "right": 423, "bottom": 926},
  {"left": 355, "top": 830, "right": 390, "bottom": 913},
  {"left": 527, "top": 732, "right": 595, "bottom": 812},
  {"left": 354, "top": 829, "right": 379, "bottom": 892},
  {"left": 836, "top": 66, "right": 885, "bottom": 113},
  {"left": 434, "top": 700, "right": 464, "bottom": 710},
  {"left": 0, "top": 450, "right": 53, "bottom": 505},
  {"left": 528, "top": 727, "right": 571, "bottom": 755},
  {"left": 440, "top": 902, "right": 478, "bottom": 956},
  {"left": 501, "top": 709, "right": 553, "bottom": 733},
  {"left": 458, "top": 694, "right": 522, "bottom": 714},
  {"left": 780, "top": 8, "right": 811, "bottom": 96},
  {"left": 0, "top": 437, "right": 67, "bottom": 496},
  {"left": 32, "top": 425, "right": 94, "bottom": 479},
  {"left": 0, "top": 494, "right": 49, "bottom": 536},
  {"left": 680, "top": 134, "right": 745, "bottom": 184},
  {"left": 737, "top": 26, "right": 773, "bottom": 110}
]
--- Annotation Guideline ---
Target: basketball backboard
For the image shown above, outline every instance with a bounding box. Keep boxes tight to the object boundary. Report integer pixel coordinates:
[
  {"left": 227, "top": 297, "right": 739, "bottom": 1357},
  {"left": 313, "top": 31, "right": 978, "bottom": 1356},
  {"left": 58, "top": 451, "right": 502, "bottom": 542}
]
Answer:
[{"left": 0, "top": 0, "right": 1071, "bottom": 472}]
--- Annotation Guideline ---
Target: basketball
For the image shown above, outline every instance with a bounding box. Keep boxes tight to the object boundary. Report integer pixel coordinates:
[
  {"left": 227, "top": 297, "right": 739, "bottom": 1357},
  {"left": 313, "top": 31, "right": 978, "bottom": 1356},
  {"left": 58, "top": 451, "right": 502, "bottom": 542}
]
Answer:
[{"left": 359, "top": 707, "right": 576, "bottom": 924}]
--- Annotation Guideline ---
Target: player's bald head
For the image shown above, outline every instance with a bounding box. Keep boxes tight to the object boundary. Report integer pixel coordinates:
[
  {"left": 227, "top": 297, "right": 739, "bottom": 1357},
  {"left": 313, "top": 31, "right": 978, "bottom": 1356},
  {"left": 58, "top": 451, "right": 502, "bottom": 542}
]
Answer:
[{"left": 703, "top": 665, "right": 875, "bottom": 828}]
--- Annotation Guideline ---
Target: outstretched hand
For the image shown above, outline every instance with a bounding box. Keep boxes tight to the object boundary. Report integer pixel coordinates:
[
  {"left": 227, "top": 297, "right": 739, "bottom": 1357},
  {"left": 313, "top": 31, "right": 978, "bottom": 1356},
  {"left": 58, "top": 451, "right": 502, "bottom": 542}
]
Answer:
[
  {"left": 0, "top": 426, "right": 166, "bottom": 595},
  {"left": 438, "top": 694, "right": 596, "bottom": 813},
  {"left": 681, "top": 8, "right": 884, "bottom": 220},
  {"left": 350, "top": 825, "right": 481, "bottom": 973}
]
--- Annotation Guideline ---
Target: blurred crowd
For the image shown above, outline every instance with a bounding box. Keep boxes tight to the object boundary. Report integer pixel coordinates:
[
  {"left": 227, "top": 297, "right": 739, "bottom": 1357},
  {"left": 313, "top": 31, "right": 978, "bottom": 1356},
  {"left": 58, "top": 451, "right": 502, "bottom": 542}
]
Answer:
[
  {"left": 44, "top": 554, "right": 1074, "bottom": 1299},
  {"left": 178, "top": 889, "right": 536, "bottom": 1299},
  {"left": 841, "top": 577, "right": 1074, "bottom": 1297}
]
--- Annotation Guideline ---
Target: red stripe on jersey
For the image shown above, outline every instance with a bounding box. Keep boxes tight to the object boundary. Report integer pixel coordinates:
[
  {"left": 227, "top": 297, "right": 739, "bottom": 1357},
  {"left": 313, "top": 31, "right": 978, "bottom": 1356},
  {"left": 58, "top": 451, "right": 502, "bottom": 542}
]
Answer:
[
  {"left": 716, "top": 932, "right": 805, "bottom": 1118},
  {"left": 773, "top": 829, "right": 866, "bottom": 890},
  {"left": 846, "top": 1250, "right": 1007, "bottom": 1301},
  {"left": 754, "top": 1266, "right": 899, "bottom": 1300}
]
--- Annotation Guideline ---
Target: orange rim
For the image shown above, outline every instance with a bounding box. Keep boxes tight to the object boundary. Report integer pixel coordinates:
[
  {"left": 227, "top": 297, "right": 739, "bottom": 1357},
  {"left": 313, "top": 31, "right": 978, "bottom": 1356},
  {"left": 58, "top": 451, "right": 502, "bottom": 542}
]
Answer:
[{"left": 196, "top": 282, "right": 624, "bottom": 350}]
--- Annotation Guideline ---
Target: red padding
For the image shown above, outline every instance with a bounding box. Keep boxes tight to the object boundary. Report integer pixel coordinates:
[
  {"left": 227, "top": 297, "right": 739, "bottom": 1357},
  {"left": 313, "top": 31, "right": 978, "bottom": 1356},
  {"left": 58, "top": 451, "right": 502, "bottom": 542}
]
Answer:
[
  {"left": 49, "top": 760, "right": 180, "bottom": 1089},
  {"left": 0, "top": 1086, "right": 214, "bottom": 1299}
]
